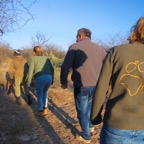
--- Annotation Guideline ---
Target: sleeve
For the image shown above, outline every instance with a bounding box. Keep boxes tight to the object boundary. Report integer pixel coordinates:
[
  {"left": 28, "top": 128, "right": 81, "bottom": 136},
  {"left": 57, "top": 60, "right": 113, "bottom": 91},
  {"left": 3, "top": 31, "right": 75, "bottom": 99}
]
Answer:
[
  {"left": 27, "top": 58, "right": 35, "bottom": 86},
  {"left": 8, "top": 59, "right": 14, "bottom": 79},
  {"left": 48, "top": 59, "right": 54, "bottom": 84},
  {"left": 60, "top": 47, "right": 75, "bottom": 85},
  {"left": 90, "top": 50, "right": 113, "bottom": 124},
  {"left": 49, "top": 59, "right": 54, "bottom": 77}
]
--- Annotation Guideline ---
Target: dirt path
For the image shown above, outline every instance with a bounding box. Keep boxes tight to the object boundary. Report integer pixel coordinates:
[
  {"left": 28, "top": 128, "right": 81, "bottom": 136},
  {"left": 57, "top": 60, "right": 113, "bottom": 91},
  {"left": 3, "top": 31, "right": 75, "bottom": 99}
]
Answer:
[{"left": 0, "top": 85, "right": 102, "bottom": 144}]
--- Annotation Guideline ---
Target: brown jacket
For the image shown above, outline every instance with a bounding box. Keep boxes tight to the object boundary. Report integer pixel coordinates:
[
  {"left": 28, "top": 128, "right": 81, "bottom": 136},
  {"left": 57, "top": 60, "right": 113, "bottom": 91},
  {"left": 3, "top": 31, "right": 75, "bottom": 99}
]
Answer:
[{"left": 9, "top": 55, "right": 28, "bottom": 79}]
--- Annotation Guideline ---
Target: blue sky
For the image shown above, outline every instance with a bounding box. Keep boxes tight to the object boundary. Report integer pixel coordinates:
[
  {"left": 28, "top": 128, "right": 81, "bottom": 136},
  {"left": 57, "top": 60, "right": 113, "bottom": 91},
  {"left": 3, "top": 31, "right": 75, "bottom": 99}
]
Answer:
[{"left": 2, "top": 0, "right": 144, "bottom": 50}]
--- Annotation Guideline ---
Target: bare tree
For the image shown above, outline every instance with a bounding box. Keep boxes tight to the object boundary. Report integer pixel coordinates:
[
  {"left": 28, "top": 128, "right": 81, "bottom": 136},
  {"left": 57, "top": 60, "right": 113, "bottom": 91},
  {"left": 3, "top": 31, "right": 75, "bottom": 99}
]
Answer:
[
  {"left": 0, "top": 0, "right": 36, "bottom": 36},
  {"left": 96, "top": 33, "right": 128, "bottom": 50},
  {"left": 31, "top": 31, "right": 52, "bottom": 47}
]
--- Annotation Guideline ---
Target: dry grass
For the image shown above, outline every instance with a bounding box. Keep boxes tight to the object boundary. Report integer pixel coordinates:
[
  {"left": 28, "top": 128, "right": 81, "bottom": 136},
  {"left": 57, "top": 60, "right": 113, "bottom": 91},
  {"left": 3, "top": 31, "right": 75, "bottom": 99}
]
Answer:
[{"left": 0, "top": 57, "right": 10, "bottom": 86}]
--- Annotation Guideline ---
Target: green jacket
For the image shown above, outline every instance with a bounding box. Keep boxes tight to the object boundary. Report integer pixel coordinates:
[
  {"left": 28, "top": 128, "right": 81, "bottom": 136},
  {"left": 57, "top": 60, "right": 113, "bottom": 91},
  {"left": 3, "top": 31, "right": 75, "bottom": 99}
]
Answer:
[
  {"left": 91, "top": 42, "right": 144, "bottom": 130},
  {"left": 28, "top": 56, "right": 54, "bottom": 85}
]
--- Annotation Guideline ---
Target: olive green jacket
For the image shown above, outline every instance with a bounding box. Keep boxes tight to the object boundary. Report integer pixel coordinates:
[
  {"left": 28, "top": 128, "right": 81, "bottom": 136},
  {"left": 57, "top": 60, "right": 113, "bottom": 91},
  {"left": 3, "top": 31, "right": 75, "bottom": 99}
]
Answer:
[{"left": 91, "top": 42, "right": 144, "bottom": 130}]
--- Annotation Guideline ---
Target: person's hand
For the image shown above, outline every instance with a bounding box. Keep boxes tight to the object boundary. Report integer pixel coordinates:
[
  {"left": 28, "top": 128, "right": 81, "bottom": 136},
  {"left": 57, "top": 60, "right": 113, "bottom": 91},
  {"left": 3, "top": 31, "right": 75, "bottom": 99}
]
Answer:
[
  {"left": 91, "top": 112, "right": 102, "bottom": 125},
  {"left": 91, "top": 116, "right": 102, "bottom": 125},
  {"left": 61, "top": 84, "right": 68, "bottom": 89}
]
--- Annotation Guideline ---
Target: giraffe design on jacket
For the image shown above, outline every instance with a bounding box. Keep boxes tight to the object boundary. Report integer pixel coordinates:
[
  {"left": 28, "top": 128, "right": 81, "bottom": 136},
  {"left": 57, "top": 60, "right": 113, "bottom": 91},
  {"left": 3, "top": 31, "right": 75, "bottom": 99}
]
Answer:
[{"left": 119, "top": 61, "right": 144, "bottom": 96}]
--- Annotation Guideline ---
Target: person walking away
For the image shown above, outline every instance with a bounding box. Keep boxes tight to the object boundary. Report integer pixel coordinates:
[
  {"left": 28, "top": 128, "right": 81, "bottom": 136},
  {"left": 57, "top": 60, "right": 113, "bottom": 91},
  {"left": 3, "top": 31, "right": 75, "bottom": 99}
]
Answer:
[
  {"left": 60, "top": 28, "right": 106, "bottom": 143},
  {"left": 27, "top": 46, "right": 54, "bottom": 117},
  {"left": 91, "top": 17, "right": 144, "bottom": 144},
  {"left": 8, "top": 49, "right": 33, "bottom": 105}
]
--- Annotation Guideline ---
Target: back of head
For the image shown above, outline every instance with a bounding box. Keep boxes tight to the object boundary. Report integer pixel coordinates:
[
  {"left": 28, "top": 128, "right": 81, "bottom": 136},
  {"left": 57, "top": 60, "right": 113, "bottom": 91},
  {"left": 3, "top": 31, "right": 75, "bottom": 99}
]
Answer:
[
  {"left": 77, "top": 28, "right": 92, "bottom": 39},
  {"left": 129, "top": 17, "right": 144, "bottom": 44},
  {"left": 33, "top": 46, "right": 43, "bottom": 56},
  {"left": 14, "top": 49, "right": 22, "bottom": 56}
]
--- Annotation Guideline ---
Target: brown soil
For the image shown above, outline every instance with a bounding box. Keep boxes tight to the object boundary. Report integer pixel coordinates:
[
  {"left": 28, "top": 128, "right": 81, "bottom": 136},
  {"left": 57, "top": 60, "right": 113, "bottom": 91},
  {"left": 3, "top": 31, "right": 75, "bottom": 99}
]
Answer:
[{"left": 0, "top": 84, "right": 102, "bottom": 144}]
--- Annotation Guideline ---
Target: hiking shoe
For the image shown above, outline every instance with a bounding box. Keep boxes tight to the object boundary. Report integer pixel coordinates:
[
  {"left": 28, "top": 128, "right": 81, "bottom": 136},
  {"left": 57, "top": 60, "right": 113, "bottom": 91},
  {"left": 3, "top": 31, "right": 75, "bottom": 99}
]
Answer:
[
  {"left": 35, "top": 111, "right": 44, "bottom": 117},
  {"left": 76, "top": 134, "right": 91, "bottom": 143},
  {"left": 90, "top": 127, "right": 95, "bottom": 135},
  {"left": 27, "top": 100, "right": 33, "bottom": 105},
  {"left": 43, "top": 108, "right": 48, "bottom": 116},
  {"left": 15, "top": 97, "right": 23, "bottom": 105},
  {"left": 7, "top": 89, "right": 11, "bottom": 95}
]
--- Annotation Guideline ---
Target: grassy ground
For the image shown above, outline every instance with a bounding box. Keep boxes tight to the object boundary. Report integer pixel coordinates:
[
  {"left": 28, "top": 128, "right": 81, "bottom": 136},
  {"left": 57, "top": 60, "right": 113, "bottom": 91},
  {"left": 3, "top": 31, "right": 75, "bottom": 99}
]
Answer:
[{"left": 0, "top": 60, "right": 102, "bottom": 144}]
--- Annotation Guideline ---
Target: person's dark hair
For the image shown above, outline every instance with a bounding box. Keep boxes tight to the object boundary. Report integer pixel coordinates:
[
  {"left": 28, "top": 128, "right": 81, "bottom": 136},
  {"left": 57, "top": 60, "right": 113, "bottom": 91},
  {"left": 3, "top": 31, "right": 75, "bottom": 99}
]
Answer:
[
  {"left": 33, "top": 46, "right": 43, "bottom": 56},
  {"left": 129, "top": 17, "right": 144, "bottom": 44},
  {"left": 77, "top": 28, "right": 92, "bottom": 39}
]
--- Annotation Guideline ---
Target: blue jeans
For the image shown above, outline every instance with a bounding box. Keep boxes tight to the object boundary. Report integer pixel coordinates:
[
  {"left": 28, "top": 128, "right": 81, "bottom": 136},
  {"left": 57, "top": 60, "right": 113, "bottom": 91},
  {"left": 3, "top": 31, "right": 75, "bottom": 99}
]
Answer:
[
  {"left": 100, "top": 124, "right": 144, "bottom": 144},
  {"left": 35, "top": 74, "right": 52, "bottom": 111},
  {"left": 74, "top": 86, "right": 95, "bottom": 140}
]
